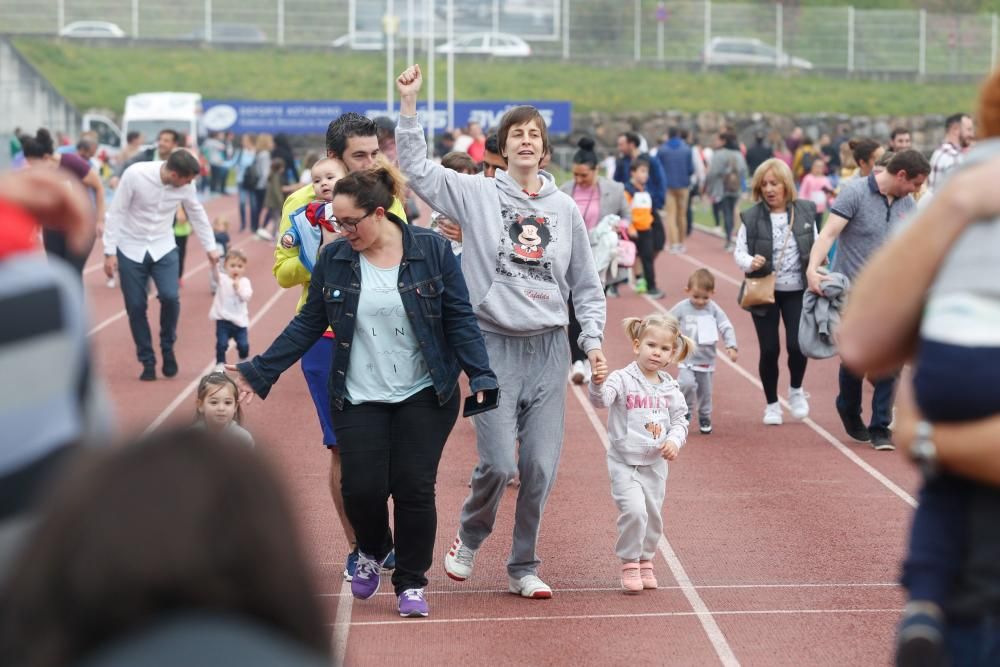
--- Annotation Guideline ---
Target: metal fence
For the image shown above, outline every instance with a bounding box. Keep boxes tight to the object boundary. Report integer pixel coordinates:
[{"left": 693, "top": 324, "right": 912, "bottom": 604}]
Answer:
[{"left": 2, "top": 0, "right": 998, "bottom": 77}]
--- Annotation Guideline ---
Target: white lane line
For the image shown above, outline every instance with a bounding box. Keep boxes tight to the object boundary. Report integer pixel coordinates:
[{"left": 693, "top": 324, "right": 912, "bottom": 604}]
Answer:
[
  {"left": 656, "top": 255, "right": 918, "bottom": 509},
  {"left": 87, "top": 235, "right": 257, "bottom": 338},
  {"left": 331, "top": 579, "right": 353, "bottom": 667},
  {"left": 571, "top": 384, "right": 740, "bottom": 667},
  {"left": 345, "top": 607, "right": 902, "bottom": 628},
  {"left": 141, "top": 285, "right": 287, "bottom": 436},
  {"left": 316, "top": 581, "right": 898, "bottom": 597}
]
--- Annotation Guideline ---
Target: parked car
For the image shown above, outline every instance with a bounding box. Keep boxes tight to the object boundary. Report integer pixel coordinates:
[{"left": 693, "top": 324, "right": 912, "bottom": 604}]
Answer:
[
  {"left": 702, "top": 37, "right": 813, "bottom": 70},
  {"left": 184, "top": 23, "right": 267, "bottom": 43},
  {"left": 435, "top": 32, "right": 531, "bottom": 57},
  {"left": 58, "top": 21, "right": 126, "bottom": 39},
  {"left": 331, "top": 31, "right": 385, "bottom": 51}
]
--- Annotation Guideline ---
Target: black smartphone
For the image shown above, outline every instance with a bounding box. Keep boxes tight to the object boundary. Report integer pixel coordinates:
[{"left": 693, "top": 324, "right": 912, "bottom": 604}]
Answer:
[{"left": 463, "top": 388, "right": 501, "bottom": 418}]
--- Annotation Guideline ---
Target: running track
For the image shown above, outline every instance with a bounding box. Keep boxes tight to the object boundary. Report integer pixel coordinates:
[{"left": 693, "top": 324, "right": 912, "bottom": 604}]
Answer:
[{"left": 85, "top": 196, "right": 917, "bottom": 666}]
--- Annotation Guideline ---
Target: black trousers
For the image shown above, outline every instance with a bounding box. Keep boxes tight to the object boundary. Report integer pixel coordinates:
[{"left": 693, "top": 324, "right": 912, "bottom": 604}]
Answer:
[
  {"left": 566, "top": 297, "right": 587, "bottom": 364},
  {"left": 751, "top": 289, "right": 808, "bottom": 404},
  {"left": 636, "top": 229, "right": 657, "bottom": 290},
  {"left": 334, "top": 386, "right": 460, "bottom": 594}
]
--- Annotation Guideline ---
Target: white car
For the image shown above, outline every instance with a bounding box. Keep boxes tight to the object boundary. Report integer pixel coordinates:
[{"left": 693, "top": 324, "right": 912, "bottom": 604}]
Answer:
[
  {"left": 703, "top": 37, "right": 813, "bottom": 70},
  {"left": 331, "top": 31, "right": 385, "bottom": 51},
  {"left": 435, "top": 33, "right": 531, "bottom": 57},
  {"left": 59, "top": 21, "right": 126, "bottom": 39}
]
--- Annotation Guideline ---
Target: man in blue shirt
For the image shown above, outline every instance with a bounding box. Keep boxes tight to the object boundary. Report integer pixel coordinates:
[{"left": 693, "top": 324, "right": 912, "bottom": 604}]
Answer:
[{"left": 657, "top": 128, "right": 694, "bottom": 253}]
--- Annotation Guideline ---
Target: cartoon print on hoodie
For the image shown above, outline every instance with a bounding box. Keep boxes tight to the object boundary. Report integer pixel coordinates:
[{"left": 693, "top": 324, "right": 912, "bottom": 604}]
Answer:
[
  {"left": 509, "top": 214, "right": 551, "bottom": 265},
  {"left": 497, "top": 206, "right": 557, "bottom": 284}
]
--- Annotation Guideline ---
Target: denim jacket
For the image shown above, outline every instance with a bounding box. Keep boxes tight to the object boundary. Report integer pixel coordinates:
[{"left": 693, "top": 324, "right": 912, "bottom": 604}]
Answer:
[{"left": 238, "top": 213, "right": 498, "bottom": 410}]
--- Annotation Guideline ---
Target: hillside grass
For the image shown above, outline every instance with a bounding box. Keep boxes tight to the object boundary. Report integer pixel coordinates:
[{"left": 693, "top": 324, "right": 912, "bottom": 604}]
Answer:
[{"left": 13, "top": 37, "right": 980, "bottom": 117}]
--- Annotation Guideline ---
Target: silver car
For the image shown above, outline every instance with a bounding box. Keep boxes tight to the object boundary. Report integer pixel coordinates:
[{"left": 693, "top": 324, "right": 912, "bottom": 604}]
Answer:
[
  {"left": 703, "top": 37, "right": 813, "bottom": 70},
  {"left": 58, "top": 21, "right": 126, "bottom": 39}
]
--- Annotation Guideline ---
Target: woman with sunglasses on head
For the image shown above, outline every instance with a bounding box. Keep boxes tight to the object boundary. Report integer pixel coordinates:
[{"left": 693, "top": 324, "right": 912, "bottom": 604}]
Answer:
[
  {"left": 227, "top": 161, "right": 498, "bottom": 620},
  {"left": 394, "top": 64, "right": 608, "bottom": 600}
]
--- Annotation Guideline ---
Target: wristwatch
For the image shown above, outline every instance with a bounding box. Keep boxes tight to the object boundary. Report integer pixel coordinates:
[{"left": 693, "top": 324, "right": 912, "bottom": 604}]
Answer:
[{"left": 909, "top": 420, "right": 939, "bottom": 477}]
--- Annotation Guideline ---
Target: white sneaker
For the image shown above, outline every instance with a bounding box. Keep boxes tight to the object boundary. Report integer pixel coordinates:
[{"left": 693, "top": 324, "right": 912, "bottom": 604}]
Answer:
[
  {"left": 788, "top": 388, "right": 810, "bottom": 420},
  {"left": 255, "top": 228, "right": 274, "bottom": 241},
  {"left": 443, "top": 534, "right": 477, "bottom": 581},
  {"left": 508, "top": 574, "right": 553, "bottom": 599},
  {"left": 569, "top": 360, "right": 586, "bottom": 385},
  {"left": 214, "top": 363, "right": 227, "bottom": 374},
  {"left": 763, "top": 402, "right": 783, "bottom": 425}
]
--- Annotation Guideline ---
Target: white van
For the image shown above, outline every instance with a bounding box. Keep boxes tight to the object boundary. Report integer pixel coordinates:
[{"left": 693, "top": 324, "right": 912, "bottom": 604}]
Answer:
[{"left": 83, "top": 92, "right": 203, "bottom": 154}]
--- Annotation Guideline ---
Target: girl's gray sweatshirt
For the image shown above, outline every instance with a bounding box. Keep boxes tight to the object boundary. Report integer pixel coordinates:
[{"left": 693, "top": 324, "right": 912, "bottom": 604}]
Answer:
[
  {"left": 589, "top": 362, "right": 689, "bottom": 466},
  {"left": 396, "top": 115, "right": 606, "bottom": 352}
]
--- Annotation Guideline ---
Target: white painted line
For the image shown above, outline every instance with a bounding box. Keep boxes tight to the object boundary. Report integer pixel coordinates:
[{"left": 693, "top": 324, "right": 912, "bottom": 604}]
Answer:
[
  {"left": 88, "top": 235, "right": 257, "bottom": 338},
  {"left": 345, "top": 606, "right": 902, "bottom": 627},
  {"left": 141, "top": 285, "right": 288, "bottom": 436},
  {"left": 331, "top": 579, "right": 353, "bottom": 667},
  {"left": 571, "top": 384, "right": 740, "bottom": 667},
  {"left": 652, "top": 256, "right": 918, "bottom": 509},
  {"left": 317, "top": 581, "right": 899, "bottom": 597}
]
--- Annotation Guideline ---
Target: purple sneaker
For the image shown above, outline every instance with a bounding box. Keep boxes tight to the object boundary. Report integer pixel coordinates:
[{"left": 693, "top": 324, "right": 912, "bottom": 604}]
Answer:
[
  {"left": 398, "top": 588, "right": 429, "bottom": 617},
  {"left": 350, "top": 552, "right": 382, "bottom": 600}
]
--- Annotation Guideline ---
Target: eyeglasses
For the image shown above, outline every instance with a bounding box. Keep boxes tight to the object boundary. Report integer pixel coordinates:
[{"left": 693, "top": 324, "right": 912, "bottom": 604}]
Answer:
[{"left": 331, "top": 211, "right": 373, "bottom": 234}]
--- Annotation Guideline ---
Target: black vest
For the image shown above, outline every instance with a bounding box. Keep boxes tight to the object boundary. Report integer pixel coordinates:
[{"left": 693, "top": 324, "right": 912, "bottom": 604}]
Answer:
[{"left": 739, "top": 199, "right": 816, "bottom": 280}]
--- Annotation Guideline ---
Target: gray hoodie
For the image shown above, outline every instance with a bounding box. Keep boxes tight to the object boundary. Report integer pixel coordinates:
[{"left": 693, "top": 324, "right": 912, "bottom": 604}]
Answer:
[
  {"left": 588, "top": 362, "right": 688, "bottom": 467},
  {"left": 670, "top": 299, "right": 738, "bottom": 370},
  {"left": 396, "top": 115, "right": 606, "bottom": 352}
]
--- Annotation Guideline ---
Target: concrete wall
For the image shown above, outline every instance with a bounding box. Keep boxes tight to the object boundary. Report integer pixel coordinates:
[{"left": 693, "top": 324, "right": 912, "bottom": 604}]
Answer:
[{"left": 0, "top": 37, "right": 79, "bottom": 168}]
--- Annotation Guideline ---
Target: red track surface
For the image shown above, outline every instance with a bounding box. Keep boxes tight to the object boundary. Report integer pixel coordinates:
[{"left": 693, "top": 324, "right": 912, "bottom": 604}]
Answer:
[{"left": 89, "top": 196, "right": 917, "bottom": 666}]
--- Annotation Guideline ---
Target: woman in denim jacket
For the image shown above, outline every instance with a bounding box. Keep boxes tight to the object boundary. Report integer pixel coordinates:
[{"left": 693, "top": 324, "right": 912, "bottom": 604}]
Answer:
[{"left": 229, "top": 163, "right": 498, "bottom": 620}]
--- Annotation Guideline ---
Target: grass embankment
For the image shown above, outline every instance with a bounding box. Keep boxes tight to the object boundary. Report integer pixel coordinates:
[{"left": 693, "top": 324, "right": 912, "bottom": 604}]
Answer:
[{"left": 13, "top": 38, "right": 980, "bottom": 116}]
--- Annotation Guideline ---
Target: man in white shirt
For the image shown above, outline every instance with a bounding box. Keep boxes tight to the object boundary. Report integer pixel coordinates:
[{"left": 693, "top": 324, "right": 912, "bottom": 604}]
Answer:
[{"left": 103, "top": 150, "right": 219, "bottom": 381}]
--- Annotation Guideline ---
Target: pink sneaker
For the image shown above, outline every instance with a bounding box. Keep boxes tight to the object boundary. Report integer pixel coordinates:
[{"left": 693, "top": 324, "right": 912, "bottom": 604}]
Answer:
[
  {"left": 621, "top": 563, "right": 642, "bottom": 594},
  {"left": 639, "top": 560, "right": 658, "bottom": 589}
]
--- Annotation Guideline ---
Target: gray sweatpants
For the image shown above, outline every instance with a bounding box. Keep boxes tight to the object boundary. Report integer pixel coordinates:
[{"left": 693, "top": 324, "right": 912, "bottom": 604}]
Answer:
[
  {"left": 607, "top": 456, "right": 667, "bottom": 562},
  {"left": 678, "top": 367, "right": 714, "bottom": 419},
  {"left": 458, "top": 329, "right": 569, "bottom": 578}
]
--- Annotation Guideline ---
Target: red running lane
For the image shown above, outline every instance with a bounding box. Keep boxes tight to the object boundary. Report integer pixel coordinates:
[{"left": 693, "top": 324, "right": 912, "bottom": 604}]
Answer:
[{"left": 92, "top": 208, "right": 916, "bottom": 665}]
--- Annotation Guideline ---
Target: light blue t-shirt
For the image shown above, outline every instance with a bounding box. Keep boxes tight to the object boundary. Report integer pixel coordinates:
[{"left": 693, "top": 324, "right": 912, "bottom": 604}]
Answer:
[{"left": 345, "top": 255, "right": 433, "bottom": 404}]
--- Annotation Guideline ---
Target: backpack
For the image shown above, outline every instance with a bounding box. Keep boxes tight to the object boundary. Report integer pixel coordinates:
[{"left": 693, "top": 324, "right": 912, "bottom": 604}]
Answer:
[
  {"left": 723, "top": 154, "right": 741, "bottom": 194},
  {"left": 240, "top": 159, "right": 258, "bottom": 191}
]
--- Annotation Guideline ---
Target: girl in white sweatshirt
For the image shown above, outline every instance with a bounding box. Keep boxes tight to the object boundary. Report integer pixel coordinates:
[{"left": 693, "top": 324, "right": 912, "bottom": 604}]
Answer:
[{"left": 589, "top": 314, "right": 691, "bottom": 593}]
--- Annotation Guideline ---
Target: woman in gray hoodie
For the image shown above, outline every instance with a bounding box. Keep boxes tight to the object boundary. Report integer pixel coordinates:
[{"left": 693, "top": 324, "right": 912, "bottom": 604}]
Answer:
[{"left": 395, "top": 64, "right": 608, "bottom": 600}]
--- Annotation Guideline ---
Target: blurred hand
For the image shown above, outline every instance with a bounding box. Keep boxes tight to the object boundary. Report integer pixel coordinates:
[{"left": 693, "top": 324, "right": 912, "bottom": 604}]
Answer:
[
  {"left": 437, "top": 220, "right": 463, "bottom": 243},
  {"left": 103, "top": 254, "right": 117, "bottom": 279},
  {"left": 660, "top": 440, "right": 679, "bottom": 461},
  {"left": 224, "top": 365, "right": 256, "bottom": 404},
  {"left": 588, "top": 348, "right": 608, "bottom": 384},
  {"left": 726, "top": 347, "right": 738, "bottom": 362},
  {"left": 0, "top": 168, "right": 91, "bottom": 254},
  {"left": 750, "top": 254, "right": 766, "bottom": 272}
]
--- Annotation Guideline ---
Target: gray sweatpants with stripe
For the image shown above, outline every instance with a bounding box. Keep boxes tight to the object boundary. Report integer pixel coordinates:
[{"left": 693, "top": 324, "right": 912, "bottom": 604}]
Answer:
[{"left": 458, "top": 329, "right": 569, "bottom": 579}]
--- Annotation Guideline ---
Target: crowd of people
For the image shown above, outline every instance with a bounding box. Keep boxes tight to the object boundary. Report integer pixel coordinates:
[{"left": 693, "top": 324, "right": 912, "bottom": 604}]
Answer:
[{"left": 3, "top": 61, "right": 1000, "bottom": 665}]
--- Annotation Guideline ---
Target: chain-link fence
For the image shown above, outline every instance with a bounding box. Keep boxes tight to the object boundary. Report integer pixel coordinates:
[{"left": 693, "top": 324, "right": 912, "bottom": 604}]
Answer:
[{"left": 2, "top": 0, "right": 998, "bottom": 77}]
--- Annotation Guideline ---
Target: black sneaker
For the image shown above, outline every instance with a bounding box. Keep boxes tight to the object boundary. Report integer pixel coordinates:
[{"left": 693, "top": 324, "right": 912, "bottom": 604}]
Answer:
[
  {"left": 895, "top": 602, "right": 945, "bottom": 667},
  {"left": 699, "top": 417, "right": 712, "bottom": 434},
  {"left": 870, "top": 428, "right": 896, "bottom": 451},
  {"left": 836, "top": 402, "right": 871, "bottom": 443},
  {"left": 139, "top": 365, "right": 156, "bottom": 381},
  {"left": 162, "top": 350, "right": 178, "bottom": 378}
]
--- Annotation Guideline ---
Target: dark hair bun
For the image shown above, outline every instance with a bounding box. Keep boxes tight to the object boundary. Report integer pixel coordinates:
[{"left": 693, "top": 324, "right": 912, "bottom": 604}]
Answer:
[
  {"left": 577, "top": 136, "right": 596, "bottom": 151},
  {"left": 36, "top": 128, "right": 52, "bottom": 143}
]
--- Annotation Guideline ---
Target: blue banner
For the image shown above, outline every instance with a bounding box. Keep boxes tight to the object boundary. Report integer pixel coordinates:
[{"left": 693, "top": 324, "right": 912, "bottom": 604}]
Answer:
[{"left": 202, "top": 100, "right": 572, "bottom": 135}]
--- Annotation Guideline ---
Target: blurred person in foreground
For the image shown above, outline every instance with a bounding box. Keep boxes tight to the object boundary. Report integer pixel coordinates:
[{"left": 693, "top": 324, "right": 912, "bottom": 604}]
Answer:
[
  {"left": 0, "top": 428, "right": 329, "bottom": 667},
  {"left": 0, "top": 168, "right": 112, "bottom": 579},
  {"left": 839, "top": 68, "right": 1000, "bottom": 667}
]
